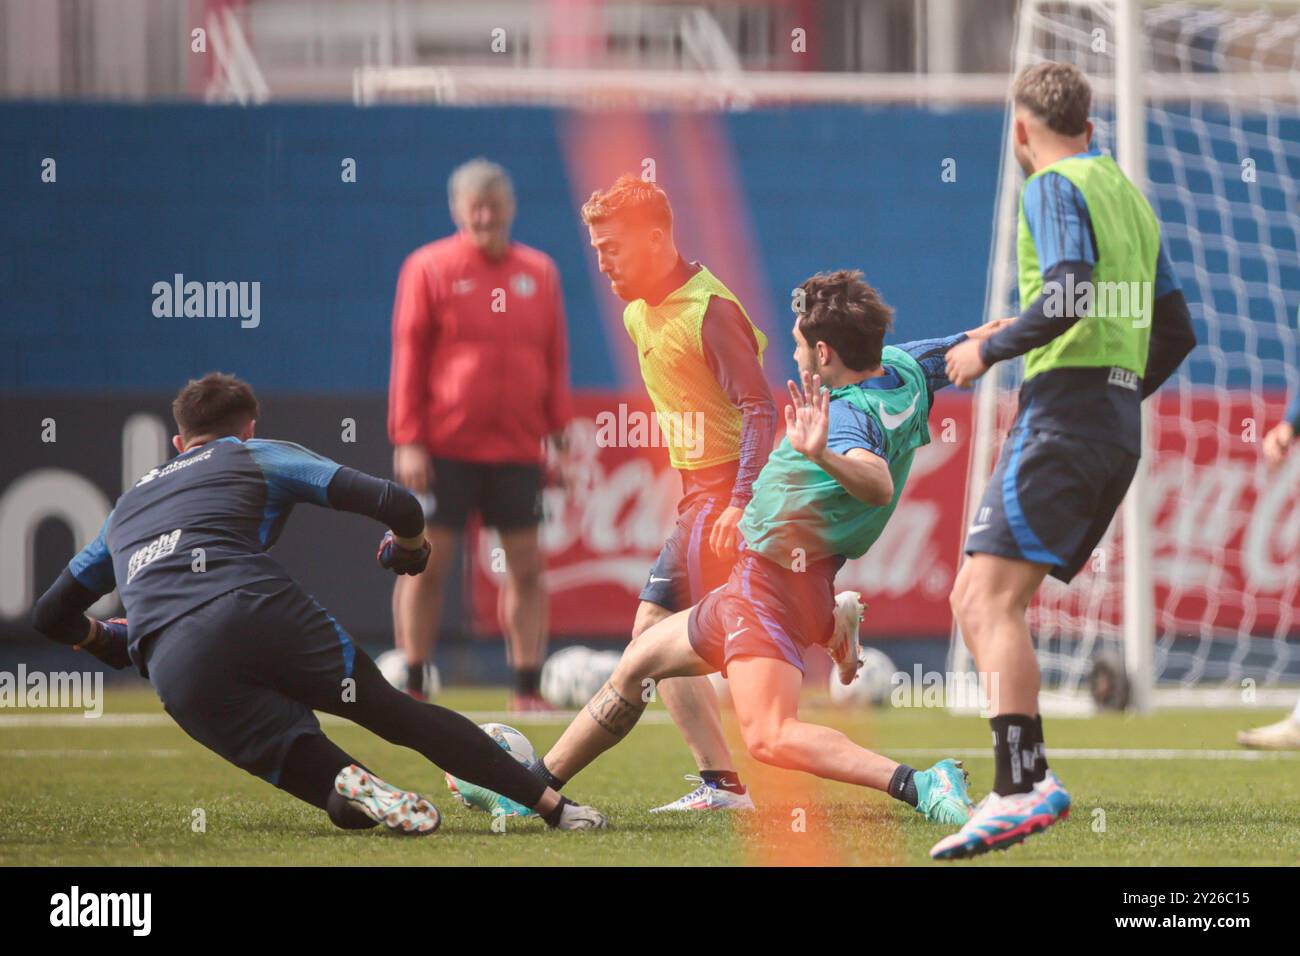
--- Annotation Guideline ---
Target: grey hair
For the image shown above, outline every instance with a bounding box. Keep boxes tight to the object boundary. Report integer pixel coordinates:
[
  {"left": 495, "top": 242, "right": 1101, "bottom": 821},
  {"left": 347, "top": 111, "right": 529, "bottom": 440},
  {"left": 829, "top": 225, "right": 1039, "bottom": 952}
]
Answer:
[{"left": 448, "top": 158, "right": 515, "bottom": 206}]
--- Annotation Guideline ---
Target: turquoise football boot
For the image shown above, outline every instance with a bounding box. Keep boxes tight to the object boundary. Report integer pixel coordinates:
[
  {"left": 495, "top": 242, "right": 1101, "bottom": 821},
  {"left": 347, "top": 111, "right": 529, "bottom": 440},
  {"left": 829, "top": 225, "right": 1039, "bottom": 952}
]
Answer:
[
  {"left": 913, "top": 758, "right": 974, "bottom": 825},
  {"left": 445, "top": 772, "right": 538, "bottom": 818}
]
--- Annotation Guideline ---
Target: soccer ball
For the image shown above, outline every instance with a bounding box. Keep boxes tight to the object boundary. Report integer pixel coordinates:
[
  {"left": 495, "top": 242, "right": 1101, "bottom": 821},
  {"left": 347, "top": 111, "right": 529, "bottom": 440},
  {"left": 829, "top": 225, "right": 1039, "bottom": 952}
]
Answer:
[
  {"left": 828, "top": 647, "right": 897, "bottom": 707},
  {"left": 479, "top": 722, "right": 537, "bottom": 766},
  {"left": 375, "top": 649, "right": 441, "bottom": 697},
  {"left": 445, "top": 722, "right": 538, "bottom": 816},
  {"left": 540, "top": 646, "right": 621, "bottom": 708},
  {"left": 540, "top": 646, "right": 593, "bottom": 707}
]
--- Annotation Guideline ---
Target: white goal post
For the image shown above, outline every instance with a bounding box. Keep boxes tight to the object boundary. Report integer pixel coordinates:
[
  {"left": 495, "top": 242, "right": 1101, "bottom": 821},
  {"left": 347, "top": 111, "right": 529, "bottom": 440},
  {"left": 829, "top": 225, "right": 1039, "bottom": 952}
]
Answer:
[{"left": 953, "top": 0, "right": 1300, "bottom": 715}]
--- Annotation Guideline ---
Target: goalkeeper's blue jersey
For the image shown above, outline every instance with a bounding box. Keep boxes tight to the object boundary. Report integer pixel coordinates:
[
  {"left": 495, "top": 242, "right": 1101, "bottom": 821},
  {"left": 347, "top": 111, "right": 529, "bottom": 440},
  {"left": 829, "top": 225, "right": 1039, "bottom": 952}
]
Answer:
[{"left": 66, "top": 438, "right": 342, "bottom": 661}]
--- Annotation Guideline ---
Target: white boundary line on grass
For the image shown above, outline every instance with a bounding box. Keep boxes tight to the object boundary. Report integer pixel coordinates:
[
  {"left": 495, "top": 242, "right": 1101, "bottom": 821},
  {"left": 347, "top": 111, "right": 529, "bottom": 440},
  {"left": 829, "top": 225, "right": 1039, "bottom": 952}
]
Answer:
[
  {"left": 3, "top": 745, "right": 1294, "bottom": 761},
  {"left": 1, "top": 749, "right": 187, "bottom": 758},
  {"left": 4, "top": 713, "right": 1298, "bottom": 760},
  {"left": 0, "top": 710, "right": 674, "bottom": 728},
  {"left": 891, "top": 747, "right": 1300, "bottom": 761}
]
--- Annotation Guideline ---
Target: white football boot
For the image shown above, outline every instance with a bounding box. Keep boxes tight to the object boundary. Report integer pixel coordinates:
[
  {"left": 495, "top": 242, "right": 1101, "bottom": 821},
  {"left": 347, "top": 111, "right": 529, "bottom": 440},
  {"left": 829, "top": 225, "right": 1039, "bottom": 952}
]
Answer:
[
  {"left": 554, "top": 801, "right": 608, "bottom": 830},
  {"left": 648, "top": 774, "right": 756, "bottom": 813},
  {"left": 334, "top": 765, "right": 441, "bottom": 836},
  {"left": 1237, "top": 716, "right": 1300, "bottom": 750},
  {"left": 826, "top": 590, "right": 867, "bottom": 685}
]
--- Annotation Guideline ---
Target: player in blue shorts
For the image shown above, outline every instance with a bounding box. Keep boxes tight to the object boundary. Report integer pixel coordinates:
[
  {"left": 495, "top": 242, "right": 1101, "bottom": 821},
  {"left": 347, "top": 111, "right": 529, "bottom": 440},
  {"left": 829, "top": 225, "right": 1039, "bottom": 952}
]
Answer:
[
  {"left": 525, "top": 270, "right": 1013, "bottom": 825},
  {"left": 937, "top": 62, "right": 1196, "bottom": 859},
  {"left": 31, "top": 372, "right": 604, "bottom": 833}
]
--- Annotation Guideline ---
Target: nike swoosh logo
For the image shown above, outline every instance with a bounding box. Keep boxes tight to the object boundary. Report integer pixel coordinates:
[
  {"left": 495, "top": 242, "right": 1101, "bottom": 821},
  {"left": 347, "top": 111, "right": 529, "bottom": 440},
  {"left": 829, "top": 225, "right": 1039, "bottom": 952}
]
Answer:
[
  {"left": 878, "top": 392, "right": 920, "bottom": 430},
  {"left": 649, "top": 576, "right": 671, "bottom": 584},
  {"left": 967, "top": 523, "right": 992, "bottom": 535},
  {"left": 727, "top": 628, "right": 748, "bottom": 641}
]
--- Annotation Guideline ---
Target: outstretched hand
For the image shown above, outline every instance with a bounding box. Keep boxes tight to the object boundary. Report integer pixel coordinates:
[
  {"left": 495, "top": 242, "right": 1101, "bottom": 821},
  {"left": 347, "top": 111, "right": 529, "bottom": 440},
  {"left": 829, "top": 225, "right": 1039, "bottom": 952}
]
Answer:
[{"left": 785, "top": 370, "right": 830, "bottom": 460}]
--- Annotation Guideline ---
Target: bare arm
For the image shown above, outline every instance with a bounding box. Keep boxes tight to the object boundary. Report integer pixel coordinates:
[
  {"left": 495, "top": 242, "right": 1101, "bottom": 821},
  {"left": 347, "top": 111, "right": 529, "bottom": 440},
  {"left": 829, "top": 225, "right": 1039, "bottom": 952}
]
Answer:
[{"left": 810, "top": 446, "right": 894, "bottom": 507}]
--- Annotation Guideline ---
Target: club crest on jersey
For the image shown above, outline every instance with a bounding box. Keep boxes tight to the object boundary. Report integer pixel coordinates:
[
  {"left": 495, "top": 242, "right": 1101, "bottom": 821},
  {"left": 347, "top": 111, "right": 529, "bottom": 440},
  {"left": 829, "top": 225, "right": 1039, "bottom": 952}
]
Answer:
[
  {"left": 510, "top": 273, "right": 537, "bottom": 297},
  {"left": 126, "top": 529, "right": 182, "bottom": 584}
]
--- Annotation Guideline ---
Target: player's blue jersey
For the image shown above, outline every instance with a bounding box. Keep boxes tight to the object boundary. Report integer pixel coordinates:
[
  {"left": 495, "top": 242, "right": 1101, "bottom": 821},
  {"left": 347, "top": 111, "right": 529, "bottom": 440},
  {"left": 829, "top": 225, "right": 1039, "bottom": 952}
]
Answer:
[{"left": 67, "top": 438, "right": 342, "bottom": 660}]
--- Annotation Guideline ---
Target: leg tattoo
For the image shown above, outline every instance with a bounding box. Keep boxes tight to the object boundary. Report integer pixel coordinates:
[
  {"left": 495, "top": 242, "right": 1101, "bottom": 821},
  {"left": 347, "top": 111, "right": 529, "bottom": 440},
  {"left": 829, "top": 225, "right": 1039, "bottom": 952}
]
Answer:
[{"left": 585, "top": 681, "right": 646, "bottom": 738}]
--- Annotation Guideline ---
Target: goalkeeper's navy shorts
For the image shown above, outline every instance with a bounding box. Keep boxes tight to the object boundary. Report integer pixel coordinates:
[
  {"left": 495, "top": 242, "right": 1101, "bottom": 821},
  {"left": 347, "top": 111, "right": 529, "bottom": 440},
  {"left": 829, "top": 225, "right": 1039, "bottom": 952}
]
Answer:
[
  {"left": 964, "top": 425, "right": 1139, "bottom": 583},
  {"left": 687, "top": 548, "right": 837, "bottom": 677},
  {"left": 140, "top": 578, "right": 356, "bottom": 784}
]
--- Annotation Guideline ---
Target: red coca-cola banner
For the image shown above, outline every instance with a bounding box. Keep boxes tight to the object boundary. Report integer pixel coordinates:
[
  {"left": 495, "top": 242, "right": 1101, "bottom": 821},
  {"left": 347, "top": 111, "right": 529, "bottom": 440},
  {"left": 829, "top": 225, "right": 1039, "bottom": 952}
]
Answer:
[
  {"left": 470, "top": 390, "right": 1300, "bottom": 640},
  {"left": 1145, "top": 391, "right": 1300, "bottom": 634}
]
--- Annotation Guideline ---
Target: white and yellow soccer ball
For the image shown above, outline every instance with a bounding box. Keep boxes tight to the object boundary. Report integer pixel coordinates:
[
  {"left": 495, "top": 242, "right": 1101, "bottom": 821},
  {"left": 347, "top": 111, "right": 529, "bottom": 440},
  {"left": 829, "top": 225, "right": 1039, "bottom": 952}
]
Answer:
[
  {"left": 481, "top": 722, "right": 537, "bottom": 766},
  {"left": 445, "top": 722, "right": 539, "bottom": 817}
]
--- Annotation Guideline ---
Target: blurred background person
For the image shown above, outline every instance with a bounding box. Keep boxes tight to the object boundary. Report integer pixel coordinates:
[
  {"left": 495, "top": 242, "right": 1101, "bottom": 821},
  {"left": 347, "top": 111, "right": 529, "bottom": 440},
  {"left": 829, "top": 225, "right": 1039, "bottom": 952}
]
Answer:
[
  {"left": 1238, "top": 305, "right": 1300, "bottom": 750},
  {"left": 388, "top": 158, "right": 573, "bottom": 710}
]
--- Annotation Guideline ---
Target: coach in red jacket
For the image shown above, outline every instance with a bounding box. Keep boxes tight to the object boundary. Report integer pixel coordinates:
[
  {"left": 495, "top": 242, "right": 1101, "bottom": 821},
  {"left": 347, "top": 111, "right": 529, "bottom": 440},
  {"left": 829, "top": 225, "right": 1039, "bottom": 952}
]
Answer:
[{"left": 388, "top": 158, "right": 572, "bottom": 710}]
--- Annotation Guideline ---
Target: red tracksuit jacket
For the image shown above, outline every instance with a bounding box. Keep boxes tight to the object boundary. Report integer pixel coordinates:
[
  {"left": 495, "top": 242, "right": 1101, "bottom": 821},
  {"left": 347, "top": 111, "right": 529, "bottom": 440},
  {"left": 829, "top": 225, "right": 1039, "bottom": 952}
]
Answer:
[{"left": 388, "top": 231, "right": 573, "bottom": 465}]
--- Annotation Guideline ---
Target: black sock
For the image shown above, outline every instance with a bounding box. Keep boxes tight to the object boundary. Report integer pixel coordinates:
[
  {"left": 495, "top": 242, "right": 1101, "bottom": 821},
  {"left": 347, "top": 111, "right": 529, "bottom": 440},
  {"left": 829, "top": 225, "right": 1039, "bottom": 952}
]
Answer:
[
  {"left": 530, "top": 757, "right": 566, "bottom": 792},
  {"left": 887, "top": 764, "right": 918, "bottom": 807},
  {"left": 514, "top": 667, "right": 541, "bottom": 696},
  {"left": 700, "top": 770, "right": 745, "bottom": 794},
  {"left": 991, "top": 713, "right": 1037, "bottom": 795},
  {"left": 1031, "top": 713, "right": 1050, "bottom": 784},
  {"left": 277, "top": 733, "right": 376, "bottom": 829},
  {"left": 407, "top": 661, "right": 424, "bottom": 695},
  {"left": 541, "top": 796, "right": 571, "bottom": 828},
  {"left": 320, "top": 651, "right": 547, "bottom": 809}
]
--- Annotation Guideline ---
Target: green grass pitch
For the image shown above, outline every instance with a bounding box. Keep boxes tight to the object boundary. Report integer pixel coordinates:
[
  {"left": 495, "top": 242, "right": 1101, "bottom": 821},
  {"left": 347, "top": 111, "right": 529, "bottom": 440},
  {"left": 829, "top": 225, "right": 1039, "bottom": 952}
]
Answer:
[{"left": 3, "top": 686, "right": 1300, "bottom": 866}]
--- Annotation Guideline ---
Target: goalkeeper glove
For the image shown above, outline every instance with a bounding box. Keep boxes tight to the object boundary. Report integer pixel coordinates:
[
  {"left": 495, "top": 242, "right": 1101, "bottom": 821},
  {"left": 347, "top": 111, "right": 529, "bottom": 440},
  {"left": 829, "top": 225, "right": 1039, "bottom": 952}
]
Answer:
[
  {"left": 377, "top": 531, "right": 430, "bottom": 575},
  {"left": 75, "top": 618, "right": 132, "bottom": 670}
]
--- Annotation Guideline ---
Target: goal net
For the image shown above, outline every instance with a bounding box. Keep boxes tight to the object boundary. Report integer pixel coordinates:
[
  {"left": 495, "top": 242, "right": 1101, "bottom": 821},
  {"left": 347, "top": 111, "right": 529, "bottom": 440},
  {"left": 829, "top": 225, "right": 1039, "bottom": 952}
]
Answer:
[{"left": 953, "top": 0, "right": 1300, "bottom": 712}]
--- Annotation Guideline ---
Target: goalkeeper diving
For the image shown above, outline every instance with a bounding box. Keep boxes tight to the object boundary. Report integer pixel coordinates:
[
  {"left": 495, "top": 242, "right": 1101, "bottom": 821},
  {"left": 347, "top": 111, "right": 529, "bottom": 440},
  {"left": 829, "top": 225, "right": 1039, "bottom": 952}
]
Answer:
[{"left": 30, "top": 373, "right": 605, "bottom": 834}]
